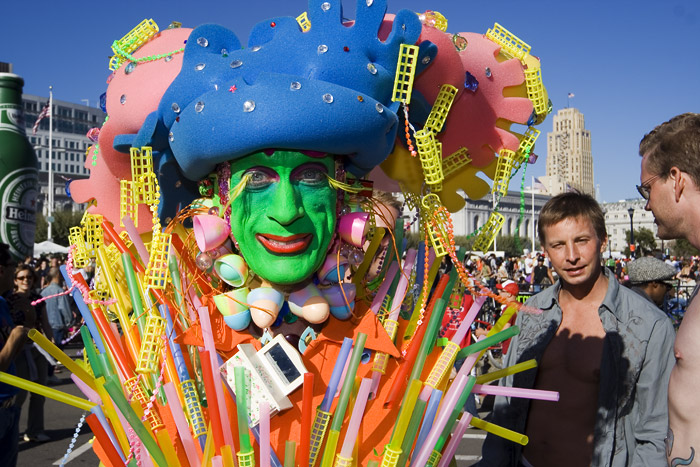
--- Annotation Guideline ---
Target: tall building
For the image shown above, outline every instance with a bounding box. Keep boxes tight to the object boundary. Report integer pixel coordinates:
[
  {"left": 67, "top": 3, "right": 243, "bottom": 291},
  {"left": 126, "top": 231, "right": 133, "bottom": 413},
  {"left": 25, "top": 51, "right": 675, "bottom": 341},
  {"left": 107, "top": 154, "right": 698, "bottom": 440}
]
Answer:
[
  {"left": 21, "top": 94, "right": 106, "bottom": 214},
  {"left": 539, "top": 108, "right": 594, "bottom": 196}
]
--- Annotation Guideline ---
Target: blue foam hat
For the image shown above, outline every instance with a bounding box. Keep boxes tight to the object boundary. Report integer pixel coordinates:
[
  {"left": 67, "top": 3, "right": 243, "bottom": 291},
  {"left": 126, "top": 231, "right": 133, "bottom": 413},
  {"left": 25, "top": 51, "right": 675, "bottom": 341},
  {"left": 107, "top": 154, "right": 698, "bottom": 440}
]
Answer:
[{"left": 130, "top": 0, "right": 427, "bottom": 181}]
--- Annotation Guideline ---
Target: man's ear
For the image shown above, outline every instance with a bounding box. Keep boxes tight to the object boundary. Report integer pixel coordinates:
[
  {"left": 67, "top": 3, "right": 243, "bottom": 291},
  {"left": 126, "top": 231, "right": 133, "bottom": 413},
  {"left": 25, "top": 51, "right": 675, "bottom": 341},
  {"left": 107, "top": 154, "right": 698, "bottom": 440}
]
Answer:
[{"left": 670, "top": 167, "right": 686, "bottom": 202}]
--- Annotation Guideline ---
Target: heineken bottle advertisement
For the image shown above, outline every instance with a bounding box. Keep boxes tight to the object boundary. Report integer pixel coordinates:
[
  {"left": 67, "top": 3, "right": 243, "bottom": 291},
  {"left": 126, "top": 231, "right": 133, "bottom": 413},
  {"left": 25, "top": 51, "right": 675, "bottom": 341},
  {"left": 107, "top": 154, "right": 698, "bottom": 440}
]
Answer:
[{"left": 0, "top": 73, "right": 39, "bottom": 261}]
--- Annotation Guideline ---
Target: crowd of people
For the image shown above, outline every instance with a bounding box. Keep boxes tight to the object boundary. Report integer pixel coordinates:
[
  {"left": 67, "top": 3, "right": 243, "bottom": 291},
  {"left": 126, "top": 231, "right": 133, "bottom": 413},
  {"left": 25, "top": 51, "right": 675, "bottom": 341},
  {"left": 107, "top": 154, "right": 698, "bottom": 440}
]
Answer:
[{"left": 0, "top": 250, "right": 83, "bottom": 461}]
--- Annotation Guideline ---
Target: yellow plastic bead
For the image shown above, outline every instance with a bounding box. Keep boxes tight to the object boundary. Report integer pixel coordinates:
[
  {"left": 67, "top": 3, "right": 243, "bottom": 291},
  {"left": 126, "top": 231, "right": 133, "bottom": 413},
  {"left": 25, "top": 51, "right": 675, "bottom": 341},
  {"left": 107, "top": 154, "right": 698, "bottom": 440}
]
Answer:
[
  {"left": 492, "top": 149, "right": 517, "bottom": 199},
  {"left": 524, "top": 65, "right": 549, "bottom": 124},
  {"left": 110, "top": 19, "right": 160, "bottom": 71},
  {"left": 120, "top": 179, "right": 138, "bottom": 228},
  {"left": 144, "top": 230, "right": 171, "bottom": 291}
]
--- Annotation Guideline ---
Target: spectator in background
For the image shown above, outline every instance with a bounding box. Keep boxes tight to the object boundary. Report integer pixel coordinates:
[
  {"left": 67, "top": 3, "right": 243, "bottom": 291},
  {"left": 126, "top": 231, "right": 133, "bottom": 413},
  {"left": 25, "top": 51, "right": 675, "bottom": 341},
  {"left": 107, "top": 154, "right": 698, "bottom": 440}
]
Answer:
[
  {"left": 531, "top": 256, "right": 554, "bottom": 293},
  {"left": 0, "top": 243, "right": 27, "bottom": 467},
  {"left": 626, "top": 256, "right": 677, "bottom": 308},
  {"left": 40, "top": 268, "right": 72, "bottom": 347},
  {"left": 5, "top": 265, "right": 52, "bottom": 443}
]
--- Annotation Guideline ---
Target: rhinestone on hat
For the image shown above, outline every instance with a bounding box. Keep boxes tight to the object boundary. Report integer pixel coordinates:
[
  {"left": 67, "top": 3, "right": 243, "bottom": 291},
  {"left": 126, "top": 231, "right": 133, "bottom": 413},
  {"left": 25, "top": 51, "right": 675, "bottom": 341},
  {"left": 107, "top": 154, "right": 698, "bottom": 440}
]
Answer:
[
  {"left": 171, "top": 103, "right": 181, "bottom": 113},
  {"left": 323, "top": 93, "right": 334, "bottom": 103},
  {"left": 197, "top": 37, "right": 209, "bottom": 47},
  {"left": 195, "top": 101, "right": 205, "bottom": 112},
  {"left": 195, "top": 63, "right": 206, "bottom": 71},
  {"left": 290, "top": 82, "right": 301, "bottom": 91},
  {"left": 321, "top": 2, "right": 331, "bottom": 11},
  {"left": 230, "top": 60, "right": 243, "bottom": 68},
  {"left": 318, "top": 44, "right": 328, "bottom": 54},
  {"left": 243, "top": 100, "right": 256, "bottom": 112}
]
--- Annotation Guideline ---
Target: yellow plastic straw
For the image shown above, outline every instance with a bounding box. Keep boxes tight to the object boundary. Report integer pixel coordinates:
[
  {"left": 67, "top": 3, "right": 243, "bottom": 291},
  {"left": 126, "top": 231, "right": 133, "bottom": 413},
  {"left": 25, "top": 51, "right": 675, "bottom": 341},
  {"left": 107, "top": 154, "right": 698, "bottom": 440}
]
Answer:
[
  {"left": 469, "top": 417, "right": 528, "bottom": 445},
  {"left": 221, "top": 445, "right": 235, "bottom": 467},
  {"left": 321, "top": 429, "right": 341, "bottom": 467},
  {"left": 0, "top": 371, "right": 95, "bottom": 411},
  {"left": 475, "top": 359, "right": 537, "bottom": 385},
  {"left": 389, "top": 379, "right": 422, "bottom": 449},
  {"left": 202, "top": 423, "right": 215, "bottom": 466},
  {"left": 28, "top": 329, "right": 97, "bottom": 391},
  {"left": 156, "top": 429, "right": 181, "bottom": 467}
]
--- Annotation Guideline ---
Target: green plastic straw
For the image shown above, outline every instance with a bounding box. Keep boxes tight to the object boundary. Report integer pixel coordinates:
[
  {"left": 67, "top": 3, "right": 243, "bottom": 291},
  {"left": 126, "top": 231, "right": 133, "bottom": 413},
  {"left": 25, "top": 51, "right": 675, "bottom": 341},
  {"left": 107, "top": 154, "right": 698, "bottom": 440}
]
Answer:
[
  {"left": 407, "top": 298, "right": 447, "bottom": 387},
  {"left": 456, "top": 326, "right": 520, "bottom": 360},
  {"left": 397, "top": 397, "right": 427, "bottom": 467},
  {"left": 97, "top": 353, "right": 115, "bottom": 379},
  {"left": 234, "top": 366, "right": 252, "bottom": 453},
  {"left": 121, "top": 253, "right": 147, "bottom": 337},
  {"left": 81, "top": 326, "right": 104, "bottom": 379},
  {"left": 103, "top": 375, "right": 168, "bottom": 467},
  {"left": 284, "top": 440, "right": 296, "bottom": 467}
]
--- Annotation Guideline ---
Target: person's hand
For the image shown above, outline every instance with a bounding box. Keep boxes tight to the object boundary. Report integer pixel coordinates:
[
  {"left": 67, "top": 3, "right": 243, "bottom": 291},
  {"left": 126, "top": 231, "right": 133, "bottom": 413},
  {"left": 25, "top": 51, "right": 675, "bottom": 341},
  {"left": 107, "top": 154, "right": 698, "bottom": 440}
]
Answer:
[{"left": 7, "top": 325, "right": 28, "bottom": 347}]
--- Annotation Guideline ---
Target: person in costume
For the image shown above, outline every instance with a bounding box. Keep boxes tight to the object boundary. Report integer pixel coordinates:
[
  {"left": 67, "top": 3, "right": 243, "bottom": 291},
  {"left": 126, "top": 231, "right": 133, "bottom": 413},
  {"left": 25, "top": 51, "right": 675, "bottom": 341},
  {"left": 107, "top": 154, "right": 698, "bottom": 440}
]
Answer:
[{"left": 57, "top": 0, "right": 554, "bottom": 464}]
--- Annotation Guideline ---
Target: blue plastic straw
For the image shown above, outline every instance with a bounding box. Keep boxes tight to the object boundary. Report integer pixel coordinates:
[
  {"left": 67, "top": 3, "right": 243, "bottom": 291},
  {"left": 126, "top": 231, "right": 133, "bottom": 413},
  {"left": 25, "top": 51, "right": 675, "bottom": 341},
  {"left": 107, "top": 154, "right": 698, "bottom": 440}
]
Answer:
[
  {"left": 411, "top": 389, "right": 443, "bottom": 466},
  {"left": 61, "top": 265, "right": 105, "bottom": 353},
  {"left": 319, "top": 337, "right": 353, "bottom": 412},
  {"left": 158, "top": 304, "right": 190, "bottom": 382}
]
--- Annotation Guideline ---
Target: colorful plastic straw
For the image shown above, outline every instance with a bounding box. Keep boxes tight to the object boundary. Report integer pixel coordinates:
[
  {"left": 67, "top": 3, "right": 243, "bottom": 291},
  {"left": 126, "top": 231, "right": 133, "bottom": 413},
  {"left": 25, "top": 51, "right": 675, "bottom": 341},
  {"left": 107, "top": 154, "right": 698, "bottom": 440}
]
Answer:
[
  {"left": 410, "top": 373, "right": 469, "bottom": 467},
  {"left": 456, "top": 325, "right": 520, "bottom": 360},
  {"left": 476, "top": 359, "right": 537, "bottom": 385},
  {"left": 436, "top": 412, "right": 473, "bottom": 467},
  {"left": 299, "top": 373, "right": 314, "bottom": 467},
  {"left": 369, "top": 262, "right": 399, "bottom": 315},
  {"left": 60, "top": 265, "right": 104, "bottom": 353},
  {"left": 28, "top": 329, "right": 97, "bottom": 390},
  {"left": 471, "top": 384, "right": 559, "bottom": 401},
  {"left": 320, "top": 337, "right": 353, "bottom": 412},
  {"left": 389, "top": 379, "right": 423, "bottom": 451},
  {"left": 163, "top": 382, "right": 201, "bottom": 467},
  {"left": 339, "top": 378, "right": 372, "bottom": 459},
  {"left": 85, "top": 413, "right": 126, "bottom": 467},
  {"left": 0, "top": 371, "right": 95, "bottom": 410},
  {"left": 411, "top": 388, "right": 443, "bottom": 464},
  {"left": 234, "top": 366, "right": 253, "bottom": 453},
  {"left": 102, "top": 374, "right": 168, "bottom": 467},
  {"left": 469, "top": 416, "right": 528, "bottom": 445},
  {"left": 284, "top": 441, "right": 296, "bottom": 467},
  {"left": 321, "top": 333, "right": 367, "bottom": 467},
  {"left": 260, "top": 401, "right": 271, "bottom": 467},
  {"left": 200, "top": 350, "right": 226, "bottom": 454}
]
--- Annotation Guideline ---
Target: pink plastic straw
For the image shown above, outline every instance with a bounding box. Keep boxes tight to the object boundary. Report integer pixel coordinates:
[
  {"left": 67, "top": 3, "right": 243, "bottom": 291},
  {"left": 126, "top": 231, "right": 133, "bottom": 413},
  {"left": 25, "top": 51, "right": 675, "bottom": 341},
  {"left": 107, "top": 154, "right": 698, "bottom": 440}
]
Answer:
[
  {"left": 339, "top": 378, "right": 373, "bottom": 458},
  {"left": 369, "top": 261, "right": 399, "bottom": 315},
  {"left": 163, "top": 382, "right": 201, "bottom": 467},
  {"left": 387, "top": 249, "right": 418, "bottom": 320},
  {"left": 71, "top": 374, "right": 101, "bottom": 403},
  {"left": 411, "top": 373, "right": 470, "bottom": 467},
  {"left": 437, "top": 412, "right": 473, "bottom": 467},
  {"left": 260, "top": 401, "right": 271, "bottom": 467},
  {"left": 122, "top": 215, "right": 150, "bottom": 267},
  {"left": 450, "top": 295, "right": 487, "bottom": 344},
  {"left": 198, "top": 306, "right": 236, "bottom": 449},
  {"left": 211, "top": 456, "right": 223, "bottom": 467},
  {"left": 472, "top": 384, "right": 559, "bottom": 401}
]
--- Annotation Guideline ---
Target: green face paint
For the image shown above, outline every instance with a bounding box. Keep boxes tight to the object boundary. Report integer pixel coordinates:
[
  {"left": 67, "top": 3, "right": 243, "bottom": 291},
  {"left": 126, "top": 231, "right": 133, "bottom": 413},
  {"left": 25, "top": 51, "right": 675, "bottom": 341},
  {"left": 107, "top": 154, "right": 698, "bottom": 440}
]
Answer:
[{"left": 229, "top": 151, "right": 337, "bottom": 285}]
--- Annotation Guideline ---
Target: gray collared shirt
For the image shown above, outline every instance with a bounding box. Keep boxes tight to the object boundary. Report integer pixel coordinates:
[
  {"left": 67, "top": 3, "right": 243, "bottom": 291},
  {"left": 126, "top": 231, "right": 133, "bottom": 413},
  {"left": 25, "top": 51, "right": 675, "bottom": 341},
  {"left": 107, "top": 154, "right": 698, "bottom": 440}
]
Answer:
[{"left": 478, "top": 268, "right": 676, "bottom": 466}]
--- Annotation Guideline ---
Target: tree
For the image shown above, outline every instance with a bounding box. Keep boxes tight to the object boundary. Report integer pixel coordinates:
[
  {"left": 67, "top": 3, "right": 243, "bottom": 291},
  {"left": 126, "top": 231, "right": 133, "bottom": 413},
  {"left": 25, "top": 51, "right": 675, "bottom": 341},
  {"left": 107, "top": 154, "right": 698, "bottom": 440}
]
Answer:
[
  {"left": 671, "top": 238, "right": 700, "bottom": 258},
  {"left": 624, "top": 227, "right": 657, "bottom": 257},
  {"left": 34, "top": 210, "right": 84, "bottom": 246}
]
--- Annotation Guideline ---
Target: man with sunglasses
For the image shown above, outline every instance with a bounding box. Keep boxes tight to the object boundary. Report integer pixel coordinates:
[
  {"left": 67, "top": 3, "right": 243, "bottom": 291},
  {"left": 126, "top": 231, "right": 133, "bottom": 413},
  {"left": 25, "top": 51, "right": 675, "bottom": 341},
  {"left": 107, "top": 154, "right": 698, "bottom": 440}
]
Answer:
[{"left": 639, "top": 113, "right": 700, "bottom": 466}]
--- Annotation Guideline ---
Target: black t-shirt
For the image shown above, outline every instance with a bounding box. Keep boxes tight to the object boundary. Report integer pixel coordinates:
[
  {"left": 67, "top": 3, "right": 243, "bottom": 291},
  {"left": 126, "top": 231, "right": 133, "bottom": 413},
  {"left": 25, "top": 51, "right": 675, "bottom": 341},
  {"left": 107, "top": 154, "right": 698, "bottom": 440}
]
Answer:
[{"left": 533, "top": 264, "right": 548, "bottom": 284}]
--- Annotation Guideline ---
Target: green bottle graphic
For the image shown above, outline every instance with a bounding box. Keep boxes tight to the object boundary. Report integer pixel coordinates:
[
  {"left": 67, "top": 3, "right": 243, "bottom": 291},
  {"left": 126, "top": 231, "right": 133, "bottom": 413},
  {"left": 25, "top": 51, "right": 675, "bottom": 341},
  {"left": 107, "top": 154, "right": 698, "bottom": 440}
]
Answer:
[{"left": 0, "top": 73, "right": 39, "bottom": 261}]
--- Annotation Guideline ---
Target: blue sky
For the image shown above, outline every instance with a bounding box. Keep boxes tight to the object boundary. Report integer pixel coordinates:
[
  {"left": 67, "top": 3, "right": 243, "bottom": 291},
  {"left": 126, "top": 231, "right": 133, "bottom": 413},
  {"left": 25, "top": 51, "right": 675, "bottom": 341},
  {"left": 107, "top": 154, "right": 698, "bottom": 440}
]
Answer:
[{"left": 2, "top": 0, "right": 699, "bottom": 203}]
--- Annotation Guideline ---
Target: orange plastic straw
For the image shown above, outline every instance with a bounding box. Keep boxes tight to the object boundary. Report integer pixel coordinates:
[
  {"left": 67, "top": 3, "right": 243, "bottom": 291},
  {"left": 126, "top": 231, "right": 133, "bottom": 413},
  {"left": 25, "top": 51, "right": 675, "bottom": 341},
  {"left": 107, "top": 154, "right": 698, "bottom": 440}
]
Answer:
[
  {"left": 85, "top": 413, "right": 125, "bottom": 467},
  {"left": 200, "top": 350, "right": 225, "bottom": 454},
  {"left": 300, "top": 372, "right": 314, "bottom": 467}
]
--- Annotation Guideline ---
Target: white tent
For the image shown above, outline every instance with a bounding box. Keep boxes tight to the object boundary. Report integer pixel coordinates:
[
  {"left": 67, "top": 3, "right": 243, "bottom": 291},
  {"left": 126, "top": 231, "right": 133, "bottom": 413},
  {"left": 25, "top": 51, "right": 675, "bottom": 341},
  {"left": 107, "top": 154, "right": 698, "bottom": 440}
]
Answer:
[{"left": 34, "top": 240, "right": 70, "bottom": 256}]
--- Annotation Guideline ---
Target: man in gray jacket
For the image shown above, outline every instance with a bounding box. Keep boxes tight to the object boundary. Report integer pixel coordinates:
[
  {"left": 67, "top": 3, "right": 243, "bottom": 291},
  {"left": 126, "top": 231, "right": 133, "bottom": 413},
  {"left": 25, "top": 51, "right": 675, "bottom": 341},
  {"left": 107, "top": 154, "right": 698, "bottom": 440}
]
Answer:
[{"left": 478, "top": 192, "right": 675, "bottom": 467}]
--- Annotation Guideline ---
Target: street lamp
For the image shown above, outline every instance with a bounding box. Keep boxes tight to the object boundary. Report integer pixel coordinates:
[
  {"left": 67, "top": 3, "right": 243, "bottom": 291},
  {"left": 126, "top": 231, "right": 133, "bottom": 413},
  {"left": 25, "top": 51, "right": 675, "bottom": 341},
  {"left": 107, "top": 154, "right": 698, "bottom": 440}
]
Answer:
[{"left": 628, "top": 207, "right": 635, "bottom": 259}]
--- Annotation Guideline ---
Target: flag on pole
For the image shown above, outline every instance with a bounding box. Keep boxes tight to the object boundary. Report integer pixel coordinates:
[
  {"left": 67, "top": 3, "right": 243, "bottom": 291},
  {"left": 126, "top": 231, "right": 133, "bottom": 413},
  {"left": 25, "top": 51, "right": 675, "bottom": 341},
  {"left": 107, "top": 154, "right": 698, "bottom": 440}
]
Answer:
[
  {"left": 32, "top": 102, "right": 50, "bottom": 135},
  {"left": 533, "top": 177, "right": 546, "bottom": 192},
  {"left": 567, "top": 92, "right": 575, "bottom": 98}
]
